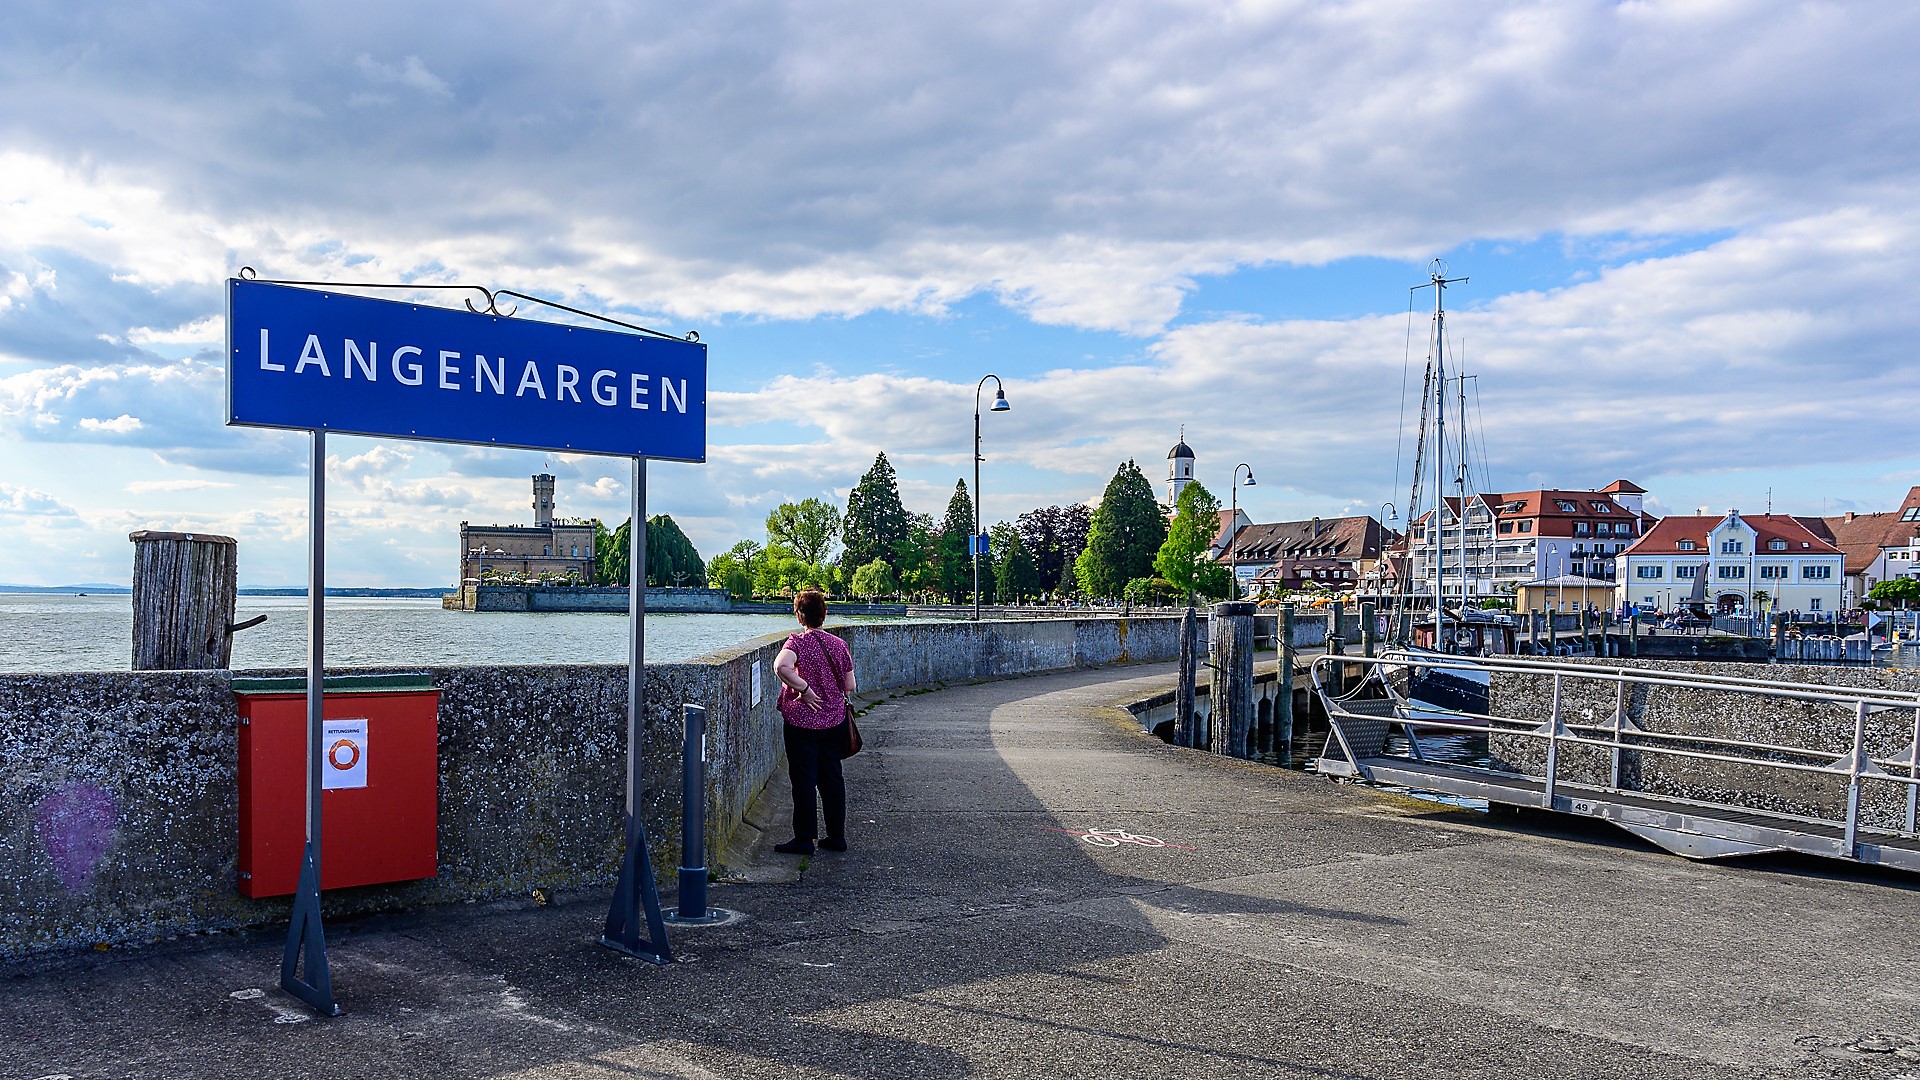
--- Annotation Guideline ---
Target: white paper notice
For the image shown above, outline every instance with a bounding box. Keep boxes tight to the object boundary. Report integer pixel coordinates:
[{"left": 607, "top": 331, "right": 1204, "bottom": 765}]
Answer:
[
  {"left": 751, "top": 660, "right": 763, "bottom": 707},
  {"left": 323, "top": 718, "right": 369, "bottom": 790}
]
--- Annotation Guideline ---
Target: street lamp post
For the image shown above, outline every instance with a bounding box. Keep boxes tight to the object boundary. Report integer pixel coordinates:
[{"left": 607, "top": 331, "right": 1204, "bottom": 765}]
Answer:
[
  {"left": 973, "top": 374, "right": 1010, "bottom": 620},
  {"left": 1228, "top": 464, "right": 1256, "bottom": 600}
]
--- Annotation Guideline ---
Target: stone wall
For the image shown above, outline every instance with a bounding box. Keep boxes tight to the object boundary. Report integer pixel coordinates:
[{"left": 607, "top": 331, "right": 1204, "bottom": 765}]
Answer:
[
  {"left": 1487, "top": 658, "right": 1920, "bottom": 831},
  {"left": 0, "top": 615, "right": 1182, "bottom": 959}
]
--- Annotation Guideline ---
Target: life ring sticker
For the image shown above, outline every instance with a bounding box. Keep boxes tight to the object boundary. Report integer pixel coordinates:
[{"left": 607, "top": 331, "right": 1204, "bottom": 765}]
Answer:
[
  {"left": 328, "top": 739, "right": 360, "bottom": 771},
  {"left": 320, "top": 718, "right": 369, "bottom": 790}
]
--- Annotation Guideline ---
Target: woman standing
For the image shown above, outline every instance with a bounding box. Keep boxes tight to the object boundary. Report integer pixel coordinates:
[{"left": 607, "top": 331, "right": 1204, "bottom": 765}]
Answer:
[{"left": 772, "top": 589, "right": 857, "bottom": 854}]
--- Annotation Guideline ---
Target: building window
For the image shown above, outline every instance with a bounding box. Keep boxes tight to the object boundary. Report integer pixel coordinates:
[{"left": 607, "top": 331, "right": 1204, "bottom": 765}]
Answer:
[
  {"left": 1721, "top": 539, "right": 1743, "bottom": 554},
  {"left": 1768, "top": 539, "right": 1786, "bottom": 551},
  {"left": 1718, "top": 565, "right": 1746, "bottom": 580},
  {"left": 543, "top": 545, "right": 551, "bottom": 556},
  {"left": 1675, "top": 565, "right": 1698, "bottom": 579},
  {"left": 1637, "top": 565, "right": 1663, "bottom": 579},
  {"left": 1556, "top": 500, "right": 1577, "bottom": 512},
  {"left": 1677, "top": 540, "right": 1696, "bottom": 551},
  {"left": 570, "top": 545, "right": 579, "bottom": 558},
  {"left": 1811, "top": 598, "right": 1823, "bottom": 610},
  {"left": 1759, "top": 565, "right": 1788, "bottom": 579},
  {"left": 1803, "top": 565, "right": 1833, "bottom": 580},
  {"left": 1519, "top": 521, "right": 1532, "bottom": 533},
  {"left": 1499, "top": 522, "right": 1513, "bottom": 533},
  {"left": 1574, "top": 522, "right": 1591, "bottom": 536},
  {"left": 1590, "top": 502, "right": 1611, "bottom": 513},
  {"left": 1904, "top": 508, "right": 1920, "bottom": 522}
]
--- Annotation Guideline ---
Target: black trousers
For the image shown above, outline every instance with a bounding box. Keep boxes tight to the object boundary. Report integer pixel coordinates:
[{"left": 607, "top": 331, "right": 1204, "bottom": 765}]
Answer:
[{"left": 783, "top": 722, "right": 847, "bottom": 842}]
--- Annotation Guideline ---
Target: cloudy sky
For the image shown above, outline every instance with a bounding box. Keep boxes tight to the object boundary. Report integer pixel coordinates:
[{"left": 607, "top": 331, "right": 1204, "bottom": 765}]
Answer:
[{"left": 4, "top": 1, "right": 1918, "bottom": 586}]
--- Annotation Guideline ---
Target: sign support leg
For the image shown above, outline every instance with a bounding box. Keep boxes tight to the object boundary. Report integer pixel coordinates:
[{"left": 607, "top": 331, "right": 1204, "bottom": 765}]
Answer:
[
  {"left": 601, "top": 455, "right": 671, "bottom": 963},
  {"left": 283, "top": 429, "right": 340, "bottom": 1016}
]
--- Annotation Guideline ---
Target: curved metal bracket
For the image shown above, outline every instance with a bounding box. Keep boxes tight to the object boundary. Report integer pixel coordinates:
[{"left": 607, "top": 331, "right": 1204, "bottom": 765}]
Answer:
[
  {"left": 234, "top": 269, "right": 701, "bottom": 343},
  {"left": 491, "top": 289, "right": 689, "bottom": 342},
  {"left": 238, "top": 266, "right": 499, "bottom": 314}
]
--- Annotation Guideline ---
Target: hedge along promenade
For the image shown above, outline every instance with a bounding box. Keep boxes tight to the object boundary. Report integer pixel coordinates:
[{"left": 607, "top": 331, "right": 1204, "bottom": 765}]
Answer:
[{"left": 0, "top": 615, "right": 1186, "bottom": 959}]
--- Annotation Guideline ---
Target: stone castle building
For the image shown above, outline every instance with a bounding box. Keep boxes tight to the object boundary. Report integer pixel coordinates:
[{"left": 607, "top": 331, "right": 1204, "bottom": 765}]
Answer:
[{"left": 458, "top": 474, "right": 597, "bottom": 585}]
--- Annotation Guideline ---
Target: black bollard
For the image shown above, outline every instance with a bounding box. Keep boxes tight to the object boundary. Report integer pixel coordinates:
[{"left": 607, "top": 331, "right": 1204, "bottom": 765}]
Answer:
[{"left": 666, "top": 704, "right": 729, "bottom": 925}]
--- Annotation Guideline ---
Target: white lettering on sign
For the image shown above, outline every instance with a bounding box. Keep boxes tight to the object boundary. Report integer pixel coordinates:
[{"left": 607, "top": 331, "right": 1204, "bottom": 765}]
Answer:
[
  {"left": 296, "top": 334, "right": 331, "bottom": 376},
  {"left": 322, "top": 718, "right": 369, "bottom": 790},
  {"left": 254, "top": 334, "right": 694, "bottom": 413},
  {"left": 345, "top": 339, "right": 377, "bottom": 380},
  {"left": 392, "top": 345, "right": 424, "bottom": 386},
  {"left": 752, "top": 660, "right": 763, "bottom": 707}
]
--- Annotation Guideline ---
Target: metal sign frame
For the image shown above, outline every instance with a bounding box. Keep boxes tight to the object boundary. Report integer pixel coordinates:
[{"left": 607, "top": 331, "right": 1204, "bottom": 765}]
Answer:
[{"left": 227, "top": 272, "right": 693, "bottom": 1015}]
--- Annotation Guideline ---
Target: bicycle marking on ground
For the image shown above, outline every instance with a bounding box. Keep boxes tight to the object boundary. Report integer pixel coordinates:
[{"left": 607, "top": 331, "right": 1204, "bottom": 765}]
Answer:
[{"left": 1039, "top": 826, "right": 1196, "bottom": 850}]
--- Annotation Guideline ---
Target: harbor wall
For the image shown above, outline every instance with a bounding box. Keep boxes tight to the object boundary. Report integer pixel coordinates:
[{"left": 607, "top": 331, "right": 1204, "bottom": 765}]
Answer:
[
  {"left": 0, "top": 615, "right": 1182, "bottom": 959},
  {"left": 1487, "top": 658, "right": 1920, "bottom": 830},
  {"left": 447, "top": 584, "right": 907, "bottom": 616}
]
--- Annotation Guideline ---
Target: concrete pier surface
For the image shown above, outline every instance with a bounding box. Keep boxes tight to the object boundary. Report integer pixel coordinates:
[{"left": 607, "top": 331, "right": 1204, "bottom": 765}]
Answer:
[{"left": 6, "top": 662, "right": 1919, "bottom": 1079}]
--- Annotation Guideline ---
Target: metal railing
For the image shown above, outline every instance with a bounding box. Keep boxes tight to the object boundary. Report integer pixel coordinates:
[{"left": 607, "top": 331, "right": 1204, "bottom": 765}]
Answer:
[{"left": 1310, "top": 652, "right": 1920, "bottom": 852}]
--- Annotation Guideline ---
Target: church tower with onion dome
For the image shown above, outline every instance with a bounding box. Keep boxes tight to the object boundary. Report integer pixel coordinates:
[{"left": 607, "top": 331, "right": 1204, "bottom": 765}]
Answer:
[{"left": 1167, "top": 427, "right": 1195, "bottom": 505}]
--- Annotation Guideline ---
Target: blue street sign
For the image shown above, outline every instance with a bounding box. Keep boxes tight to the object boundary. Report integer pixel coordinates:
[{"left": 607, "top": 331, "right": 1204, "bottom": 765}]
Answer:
[
  {"left": 227, "top": 279, "right": 707, "bottom": 461},
  {"left": 970, "top": 532, "right": 991, "bottom": 556}
]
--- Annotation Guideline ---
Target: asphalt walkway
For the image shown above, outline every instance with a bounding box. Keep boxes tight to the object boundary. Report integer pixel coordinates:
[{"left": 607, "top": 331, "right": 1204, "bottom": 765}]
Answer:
[{"left": 6, "top": 661, "right": 1920, "bottom": 1079}]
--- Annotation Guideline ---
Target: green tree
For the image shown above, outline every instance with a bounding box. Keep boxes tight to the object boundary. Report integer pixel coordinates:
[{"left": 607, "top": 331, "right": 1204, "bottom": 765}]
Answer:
[
  {"left": 595, "top": 518, "right": 630, "bottom": 585},
  {"left": 765, "top": 497, "right": 842, "bottom": 566},
  {"left": 753, "top": 544, "right": 819, "bottom": 596},
  {"left": 1017, "top": 504, "right": 1093, "bottom": 590},
  {"left": 849, "top": 558, "right": 898, "bottom": 600},
  {"left": 644, "top": 515, "right": 705, "bottom": 587},
  {"left": 894, "top": 512, "right": 938, "bottom": 600},
  {"left": 1155, "top": 480, "right": 1230, "bottom": 603},
  {"left": 842, "top": 453, "right": 911, "bottom": 572},
  {"left": 1870, "top": 578, "right": 1920, "bottom": 608},
  {"left": 990, "top": 522, "right": 1041, "bottom": 604},
  {"left": 934, "top": 480, "right": 977, "bottom": 603},
  {"left": 1075, "top": 461, "right": 1167, "bottom": 600}
]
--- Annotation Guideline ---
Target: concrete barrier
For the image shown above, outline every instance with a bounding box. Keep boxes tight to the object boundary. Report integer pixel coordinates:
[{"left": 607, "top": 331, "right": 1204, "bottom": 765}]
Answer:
[{"left": 0, "top": 615, "right": 1182, "bottom": 959}]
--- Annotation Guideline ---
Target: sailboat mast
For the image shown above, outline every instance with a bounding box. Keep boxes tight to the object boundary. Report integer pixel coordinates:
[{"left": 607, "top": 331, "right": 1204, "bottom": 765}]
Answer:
[
  {"left": 1422, "top": 260, "right": 1466, "bottom": 648},
  {"left": 1457, "top": 373, "right": 1469, "bottom": 608},
  {"left": 1432, "top": 283, "right": 1445, "bottom": 640}
]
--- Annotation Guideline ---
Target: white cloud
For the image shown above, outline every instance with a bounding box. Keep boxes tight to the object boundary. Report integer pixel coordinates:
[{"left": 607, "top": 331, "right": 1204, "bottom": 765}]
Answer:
[
  {"left": 0, "top": 483, "right": 80, "bottom": 517},
  {"left": 78, "top": 413, "right": 142, "bottom": 433},
  {"left": 124, "top": 478, "right": 235, "bottom": 493}
]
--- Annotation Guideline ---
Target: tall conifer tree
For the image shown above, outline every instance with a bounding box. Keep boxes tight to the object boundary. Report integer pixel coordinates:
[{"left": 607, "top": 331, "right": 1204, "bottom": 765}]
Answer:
[
  {"left": 935, "top": 479, "right": 976, "bottom": 603},
  {"left": 842, "top": 453, "right": 910, "bottom": 571},
  {"left": 1074, "top": 460, "right": 1166, "bottom": 599}
]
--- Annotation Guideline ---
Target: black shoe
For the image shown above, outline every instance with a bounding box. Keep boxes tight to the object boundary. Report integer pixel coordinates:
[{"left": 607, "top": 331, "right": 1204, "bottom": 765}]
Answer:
[
  {"left": 819, "top": 836, "right": 848, "bottom": 852},
  {"left": 774, "top": 838, "right": 815, "bottom": 855}
]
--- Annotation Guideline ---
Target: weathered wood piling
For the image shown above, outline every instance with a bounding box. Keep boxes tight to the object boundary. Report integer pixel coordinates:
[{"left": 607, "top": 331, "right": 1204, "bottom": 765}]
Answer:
[{"left": 129, "top": 530, "right": 244, "bottom": 670}]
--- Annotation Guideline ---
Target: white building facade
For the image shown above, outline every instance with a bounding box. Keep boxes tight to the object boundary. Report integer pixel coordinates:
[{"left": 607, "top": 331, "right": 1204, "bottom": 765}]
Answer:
[{"left": 1616, "top": 510, "right": 1844, "bottom": 614}]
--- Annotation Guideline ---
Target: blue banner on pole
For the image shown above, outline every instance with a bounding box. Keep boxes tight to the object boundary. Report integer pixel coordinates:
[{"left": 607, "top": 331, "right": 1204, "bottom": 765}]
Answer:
[{"left": 227, "top": 279, "right": 707, "bottom": 461}]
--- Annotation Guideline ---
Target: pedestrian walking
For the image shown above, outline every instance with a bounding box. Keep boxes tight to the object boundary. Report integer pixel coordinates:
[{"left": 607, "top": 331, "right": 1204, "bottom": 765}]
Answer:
[{"left": 772, "top": 589, "right": 857, "bottom": 855}]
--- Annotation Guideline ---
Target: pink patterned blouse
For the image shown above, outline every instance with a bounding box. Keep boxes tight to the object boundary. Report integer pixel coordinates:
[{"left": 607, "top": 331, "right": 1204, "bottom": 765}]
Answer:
[{"left": 779, "top": 629, "right": 853, "bottom": 730}]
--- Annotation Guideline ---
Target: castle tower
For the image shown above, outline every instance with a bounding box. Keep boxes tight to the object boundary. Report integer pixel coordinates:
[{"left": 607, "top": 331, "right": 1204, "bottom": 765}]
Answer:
[
  {"left": 532, "top": 473, "right": 556, "bottom": 527},
  {"left": 1167, "top": 427, "right": 1195, "bottom": 505}
]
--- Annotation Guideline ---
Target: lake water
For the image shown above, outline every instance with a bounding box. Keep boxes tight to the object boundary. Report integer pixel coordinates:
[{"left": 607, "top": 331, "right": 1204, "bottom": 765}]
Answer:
[{"left": 0, "top": 593, "right": 906, "bottom": 673}]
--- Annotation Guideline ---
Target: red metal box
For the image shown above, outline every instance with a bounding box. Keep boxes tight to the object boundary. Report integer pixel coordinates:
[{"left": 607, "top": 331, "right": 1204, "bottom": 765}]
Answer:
[{"left": 232, "top": 674, "right": 440, "bottom": 898}]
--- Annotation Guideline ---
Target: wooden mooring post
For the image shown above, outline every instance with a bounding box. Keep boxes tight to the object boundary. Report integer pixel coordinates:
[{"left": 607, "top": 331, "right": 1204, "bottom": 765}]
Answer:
[{"left": 130, "top": 530, "right": 252, "bottom": 670}]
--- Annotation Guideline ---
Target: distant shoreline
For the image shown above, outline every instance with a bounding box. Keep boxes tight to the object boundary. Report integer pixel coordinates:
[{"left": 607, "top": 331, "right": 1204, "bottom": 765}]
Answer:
[{"left": 0, "top": 585, "right": 447, "bottom": 598}]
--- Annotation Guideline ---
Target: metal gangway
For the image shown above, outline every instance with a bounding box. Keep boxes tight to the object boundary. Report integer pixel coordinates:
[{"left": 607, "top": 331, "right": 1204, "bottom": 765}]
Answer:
[{"left": 1311, "top": 652, "right": 1920, "bottom": 870}]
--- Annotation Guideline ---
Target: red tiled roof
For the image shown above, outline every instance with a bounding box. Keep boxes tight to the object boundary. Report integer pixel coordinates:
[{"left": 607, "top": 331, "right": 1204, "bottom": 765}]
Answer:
[
  {"left": 1820, "top": 508, "right": 1920, "bottom": 574},
  {"left": 1601, "top": 479, "right": 1646, "bottom": 494},
  {"left": 1622, "top": 513, "right": 1840, "bottom": 557}
]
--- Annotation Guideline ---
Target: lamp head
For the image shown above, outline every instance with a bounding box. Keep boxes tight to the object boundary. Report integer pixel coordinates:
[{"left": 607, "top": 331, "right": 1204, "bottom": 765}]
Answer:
[
  {"left": 990, "top": 388, "right": 1010, "bottom": 411},
  {"left": 1243, "top": 470, "right": 1256, "bottom": 486}
]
